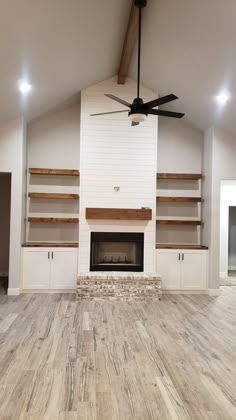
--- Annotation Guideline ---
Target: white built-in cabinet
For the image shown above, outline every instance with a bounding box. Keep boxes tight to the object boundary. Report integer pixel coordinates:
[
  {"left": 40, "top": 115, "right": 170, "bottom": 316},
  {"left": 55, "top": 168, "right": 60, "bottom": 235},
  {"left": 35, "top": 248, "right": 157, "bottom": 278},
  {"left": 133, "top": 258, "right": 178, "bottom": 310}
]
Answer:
[
  {"left": 22, "top": 248, "right": 78, "bottom": 290},
  {"left": 156, "top": 249, "right": 208, "bottom": 291}
]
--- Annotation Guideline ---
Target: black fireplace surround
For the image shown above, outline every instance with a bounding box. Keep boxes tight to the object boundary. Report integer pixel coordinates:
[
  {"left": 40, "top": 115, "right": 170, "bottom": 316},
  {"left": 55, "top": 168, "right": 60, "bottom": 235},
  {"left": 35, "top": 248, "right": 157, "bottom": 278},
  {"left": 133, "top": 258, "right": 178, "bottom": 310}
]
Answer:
[{"left": 90, "top": 232, "right": 144, "bottom": 272}]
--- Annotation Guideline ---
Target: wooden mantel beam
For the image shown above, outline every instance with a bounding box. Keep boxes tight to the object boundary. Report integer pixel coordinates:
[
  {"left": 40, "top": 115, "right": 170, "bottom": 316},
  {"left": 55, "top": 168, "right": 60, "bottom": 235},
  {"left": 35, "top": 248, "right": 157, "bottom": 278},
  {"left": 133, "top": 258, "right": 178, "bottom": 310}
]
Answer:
[{"left": 117, "top": 2, "right": 139, "bottom": 85}]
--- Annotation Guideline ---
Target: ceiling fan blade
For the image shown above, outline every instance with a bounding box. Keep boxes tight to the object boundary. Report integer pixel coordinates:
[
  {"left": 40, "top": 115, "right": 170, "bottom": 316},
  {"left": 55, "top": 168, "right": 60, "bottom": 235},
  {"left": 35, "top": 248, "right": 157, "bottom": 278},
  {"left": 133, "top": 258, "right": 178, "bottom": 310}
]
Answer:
[
  {"left": 143, "top": 94, "right": 178, "bottom": 109},
  {"left": 104, "top": 94, "right": 131, "bottom": 108},
  {"left": 90, "top": 109, "right": 128, "bottom": 117},
  {"left": 132, "top": 121, "right": 139, "bottom": 126},
  {"left": 148, "top": 109, "right": 185, "bottom": 118},
  {"left": 90, "top": 110, "right": 128, "bottom": 116}
]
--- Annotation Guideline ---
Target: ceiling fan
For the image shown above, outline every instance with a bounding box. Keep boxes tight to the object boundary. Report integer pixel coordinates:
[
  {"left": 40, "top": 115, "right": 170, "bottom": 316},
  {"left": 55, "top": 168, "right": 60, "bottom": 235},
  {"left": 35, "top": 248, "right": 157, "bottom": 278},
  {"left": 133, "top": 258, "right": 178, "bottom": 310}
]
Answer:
[{"left": 91, "top": 0, "right": 185, "bottom": 126}]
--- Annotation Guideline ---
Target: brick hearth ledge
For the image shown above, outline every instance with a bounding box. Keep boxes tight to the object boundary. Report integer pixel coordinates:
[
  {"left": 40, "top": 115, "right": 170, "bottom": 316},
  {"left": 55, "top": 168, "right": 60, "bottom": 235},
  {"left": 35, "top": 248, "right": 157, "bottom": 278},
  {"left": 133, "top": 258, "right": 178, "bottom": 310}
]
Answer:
[{"left": 77, "top": 272, "right": 162, "bottom": 301}]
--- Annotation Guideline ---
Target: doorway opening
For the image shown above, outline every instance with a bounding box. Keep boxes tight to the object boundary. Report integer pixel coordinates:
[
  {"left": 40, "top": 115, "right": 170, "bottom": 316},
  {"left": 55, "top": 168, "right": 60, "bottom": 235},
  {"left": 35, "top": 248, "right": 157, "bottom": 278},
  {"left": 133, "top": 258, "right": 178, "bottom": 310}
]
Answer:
[
  {"left": 0, "top": 173, "right": 11, "bottom": 294},
  {"left": 220, "top": 181, "right": 236, "bottom": 286},
  {"left": 227, "top": 206, "right": 236, "bottom": 284}
]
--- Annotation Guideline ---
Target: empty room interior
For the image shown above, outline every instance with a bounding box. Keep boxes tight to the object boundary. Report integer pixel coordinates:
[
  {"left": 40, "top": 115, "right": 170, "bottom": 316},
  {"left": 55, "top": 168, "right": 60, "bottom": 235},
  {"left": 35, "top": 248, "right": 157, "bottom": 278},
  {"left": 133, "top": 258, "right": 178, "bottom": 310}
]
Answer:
[{"left": 1, "top": 0, "right": 236, "bottom": 419}]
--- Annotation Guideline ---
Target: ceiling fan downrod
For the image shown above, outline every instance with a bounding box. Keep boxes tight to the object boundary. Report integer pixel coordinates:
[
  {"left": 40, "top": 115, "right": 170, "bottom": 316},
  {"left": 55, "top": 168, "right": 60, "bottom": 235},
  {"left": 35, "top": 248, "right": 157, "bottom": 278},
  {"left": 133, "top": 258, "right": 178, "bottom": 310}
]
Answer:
[
  {"left": 90, "top": 0, "right": 184, "bottom": 124},
  {"left": 135, "top": 0, "right": 147, "bottom": 100}
]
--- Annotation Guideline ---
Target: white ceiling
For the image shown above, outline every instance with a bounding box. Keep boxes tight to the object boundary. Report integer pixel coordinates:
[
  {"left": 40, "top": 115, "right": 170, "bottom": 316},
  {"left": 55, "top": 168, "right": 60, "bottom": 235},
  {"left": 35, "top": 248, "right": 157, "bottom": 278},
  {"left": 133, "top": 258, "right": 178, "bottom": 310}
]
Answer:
[
  {"left": 1, "top": 0, "right": 236, "bottom": 133},
  {"left": 131, "top": 0, "right": 236, "bottom": 133},
  {"left": 0, "top": 0, "right": 130, "bottom": 123}
]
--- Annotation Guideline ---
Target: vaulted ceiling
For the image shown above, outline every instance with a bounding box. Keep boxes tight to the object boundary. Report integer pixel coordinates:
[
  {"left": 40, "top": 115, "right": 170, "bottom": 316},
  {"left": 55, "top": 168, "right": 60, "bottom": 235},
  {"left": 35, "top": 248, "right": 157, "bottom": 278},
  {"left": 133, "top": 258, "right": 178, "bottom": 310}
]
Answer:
[{"left": 1, "top": 0, "right": 236, "bottom": 133}]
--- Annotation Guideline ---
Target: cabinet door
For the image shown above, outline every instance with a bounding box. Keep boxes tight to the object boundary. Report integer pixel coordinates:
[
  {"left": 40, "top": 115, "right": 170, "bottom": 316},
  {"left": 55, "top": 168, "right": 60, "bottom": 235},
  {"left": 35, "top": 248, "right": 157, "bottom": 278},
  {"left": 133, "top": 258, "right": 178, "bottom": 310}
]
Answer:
[
  {"left": 23, "top": 250, "right": 51, "bottom": 289},
  {"left": 181, "top": 252, "right": 207, "bottom": 290},
  {"left": 50, "top": 249, "right": 78, "bottom": 289},
  {"left": 156, "top": 251, "right": 181, "bottom": 289}
]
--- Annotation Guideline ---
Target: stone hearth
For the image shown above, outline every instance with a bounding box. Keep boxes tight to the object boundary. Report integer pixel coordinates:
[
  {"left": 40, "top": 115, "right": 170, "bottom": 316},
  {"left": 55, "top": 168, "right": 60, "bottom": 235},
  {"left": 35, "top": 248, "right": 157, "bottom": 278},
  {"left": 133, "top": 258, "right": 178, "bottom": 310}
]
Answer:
[{"left": 77, "top": 272, "right": 162, "bottom": 301}]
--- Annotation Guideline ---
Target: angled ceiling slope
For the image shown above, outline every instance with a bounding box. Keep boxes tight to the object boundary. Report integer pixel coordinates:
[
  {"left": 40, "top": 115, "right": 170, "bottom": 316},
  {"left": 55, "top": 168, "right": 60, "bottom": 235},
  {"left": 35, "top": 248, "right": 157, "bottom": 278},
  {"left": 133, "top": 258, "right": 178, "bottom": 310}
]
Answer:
[
  {"left": 0, "top": 0, "right": 131, "bottom": 123},
  {"left": 129, "top": 0, "right": 236, "bottom": 133},
  {"left": 1, "top": 0, "right": 236, "bottom": 134}
]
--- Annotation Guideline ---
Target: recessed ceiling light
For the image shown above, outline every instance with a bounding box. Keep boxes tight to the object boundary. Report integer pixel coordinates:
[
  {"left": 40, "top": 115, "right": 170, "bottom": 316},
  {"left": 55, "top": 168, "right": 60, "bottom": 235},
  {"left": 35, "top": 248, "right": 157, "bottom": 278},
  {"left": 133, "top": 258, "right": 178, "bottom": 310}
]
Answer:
[
  {"left": 18, "top": 81, "right": 32, "bottom": 94},
  {"left": 216, "top": 92, "right": 229, "bottom": 105}
]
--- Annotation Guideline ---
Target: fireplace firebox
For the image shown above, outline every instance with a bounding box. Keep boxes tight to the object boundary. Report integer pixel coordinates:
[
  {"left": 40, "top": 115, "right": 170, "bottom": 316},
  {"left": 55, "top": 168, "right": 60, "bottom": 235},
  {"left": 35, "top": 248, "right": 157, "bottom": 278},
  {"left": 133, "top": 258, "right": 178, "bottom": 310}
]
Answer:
[{"left": 90, "top": 232, "right": 144, "bottom": 272}]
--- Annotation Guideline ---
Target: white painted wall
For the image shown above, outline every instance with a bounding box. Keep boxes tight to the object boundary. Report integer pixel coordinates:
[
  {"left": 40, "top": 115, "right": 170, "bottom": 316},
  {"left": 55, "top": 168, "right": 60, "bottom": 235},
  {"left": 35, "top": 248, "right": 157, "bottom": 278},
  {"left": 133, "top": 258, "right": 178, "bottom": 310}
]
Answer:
[
  {"left": 202, "top": 127, "right": 214, "bottom": 285},
  {"left": 79, "top": 77, "right": 158, "bottom": 273},
  {"left": 28, "top": 104, "right": 80, "bottom": 169},
  {"left": 0, "top": 119, "right": 25, "bottom": 292},
  {"left": 27, "top": 105, "right": 80, "bottom": 243},
  {"left": 211, "top": 129, "right": 236, "bottom": 288},
  {"left": 157, "top": 118, "right": 203, "bottom": 245},
  {"left": 158, "top": 118, "right": 203, "bottom": 173},
  {"left": 202, "top": 127, "right": 214, "bottom": 250},
  {"left": 203, "top": 128, "right": 236, "bottom": 288},
  {"left": 21, "top": 123, "right": 27, "bottom": 244}
]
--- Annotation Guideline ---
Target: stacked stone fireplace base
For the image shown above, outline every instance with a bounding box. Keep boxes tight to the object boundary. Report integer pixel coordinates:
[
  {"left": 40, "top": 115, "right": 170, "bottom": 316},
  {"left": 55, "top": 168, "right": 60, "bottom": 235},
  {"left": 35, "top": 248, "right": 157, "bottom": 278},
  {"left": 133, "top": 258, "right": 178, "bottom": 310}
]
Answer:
[{"left": 77, "top": 272, "right": 162, "bottom": 301}]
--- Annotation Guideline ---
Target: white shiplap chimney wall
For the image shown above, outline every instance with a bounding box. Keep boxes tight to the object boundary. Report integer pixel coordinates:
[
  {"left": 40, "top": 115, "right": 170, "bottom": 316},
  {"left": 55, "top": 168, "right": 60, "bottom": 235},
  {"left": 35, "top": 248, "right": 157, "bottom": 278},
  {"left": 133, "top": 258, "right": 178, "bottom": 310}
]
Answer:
[{"left": 78, "top": 77, "right": 158, "bottom": 273}]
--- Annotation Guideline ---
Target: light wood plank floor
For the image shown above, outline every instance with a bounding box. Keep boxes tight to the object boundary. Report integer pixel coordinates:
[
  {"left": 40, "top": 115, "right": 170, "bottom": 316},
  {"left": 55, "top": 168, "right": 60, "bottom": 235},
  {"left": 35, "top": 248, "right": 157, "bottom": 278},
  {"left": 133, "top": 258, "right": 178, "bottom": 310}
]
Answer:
[
  {"left": 0, "top": 288, "right": 236, "bottom": 419},
  {"left": 220, "top": 271, "right": 236, "bottom": 286}
]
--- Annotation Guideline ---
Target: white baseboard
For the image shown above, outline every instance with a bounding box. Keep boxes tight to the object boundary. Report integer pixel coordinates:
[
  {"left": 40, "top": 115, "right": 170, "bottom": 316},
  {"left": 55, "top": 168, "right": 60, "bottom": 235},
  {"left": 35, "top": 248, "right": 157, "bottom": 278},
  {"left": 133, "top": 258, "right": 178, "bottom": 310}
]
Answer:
[
  {"left": 228, "top": 266, "right": 236, "bottom": 271},
  {"left": 162, "top": 289, "right": 208, "bottom": 295},
  {"left": 22, "top": 289, "right": 76, "bottom": 294},
  {"left": 7, "top": 288, "right": 20, "bottom": 296},
  {"left": 208, "top": 288, "right": 221, "bottom": 296},
  {"left": 220, "top": 271, "right": 227, "bottom": 278}
]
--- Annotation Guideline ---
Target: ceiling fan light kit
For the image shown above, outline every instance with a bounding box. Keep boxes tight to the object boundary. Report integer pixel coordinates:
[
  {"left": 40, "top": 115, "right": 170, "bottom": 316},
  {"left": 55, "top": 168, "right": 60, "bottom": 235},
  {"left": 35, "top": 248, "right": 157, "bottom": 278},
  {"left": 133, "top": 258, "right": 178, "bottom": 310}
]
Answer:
[
  {"left": 129, "top": 113, "right": 146, "bottom": 123},
  {"left": 91, "top": 0, "right": 184, "bottom": 126}
]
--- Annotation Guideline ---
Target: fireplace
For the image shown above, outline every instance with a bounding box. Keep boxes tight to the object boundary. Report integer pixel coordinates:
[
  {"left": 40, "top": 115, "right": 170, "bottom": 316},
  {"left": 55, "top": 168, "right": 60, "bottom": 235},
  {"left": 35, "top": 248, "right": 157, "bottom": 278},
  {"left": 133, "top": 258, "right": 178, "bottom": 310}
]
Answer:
[{"left": 90, "top": 232, "right": 144, "bottom": 272}]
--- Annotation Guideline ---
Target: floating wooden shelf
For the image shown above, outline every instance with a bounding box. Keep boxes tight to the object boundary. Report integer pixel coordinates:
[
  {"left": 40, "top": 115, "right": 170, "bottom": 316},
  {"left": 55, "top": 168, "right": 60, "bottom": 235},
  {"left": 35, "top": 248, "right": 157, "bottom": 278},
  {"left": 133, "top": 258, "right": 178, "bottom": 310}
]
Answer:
[
  {"left": 86, "top": 208, "right": 152, "bottom": 220},
  {"left": 157, "top": 196, "right": 202, "bottom": 203},
  {"left": 28, "top": 217, "right": 79, "bottom": 223},
  {"left": 157, "top": 173, "right": 202, "bottom": 180},
  {"left": 28, "top": 193, "right": 79, "bottom": 199},
  {"left": 156, "top": 220, "right": 201, "bottom": 225},
  {"left": 156, "top": 244, "right": 208, "bottom": 250},
  {"left": 29, "top": 168, "right": 79, "bottom": 176},
  {"left": 22, "top": 242, "right": 79, "bottom": 248}
]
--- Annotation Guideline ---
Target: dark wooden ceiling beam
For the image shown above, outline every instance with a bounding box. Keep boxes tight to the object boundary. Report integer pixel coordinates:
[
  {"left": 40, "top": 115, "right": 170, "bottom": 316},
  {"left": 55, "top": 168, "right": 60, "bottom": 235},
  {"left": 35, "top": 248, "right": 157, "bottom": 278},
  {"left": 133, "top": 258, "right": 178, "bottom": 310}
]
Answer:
[{"left": 117, "top": 2, "right": 139, "bottom": 85}]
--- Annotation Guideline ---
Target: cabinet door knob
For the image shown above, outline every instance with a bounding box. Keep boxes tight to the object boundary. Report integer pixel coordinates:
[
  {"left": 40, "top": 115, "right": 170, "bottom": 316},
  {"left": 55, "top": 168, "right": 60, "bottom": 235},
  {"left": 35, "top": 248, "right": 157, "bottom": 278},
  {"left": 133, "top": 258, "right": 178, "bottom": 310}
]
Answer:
[
  {"left": 178, "top": 253, "right": 181, "bottom": 261},
  {"left": 52, "top": 252, "right": 54, "bottom": 259},
  {"left": 48, "top": 252, "right": 50, "bottom": 259},
  {"left": 182, "top": 253, "right": 184, "bottom": 261}
]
